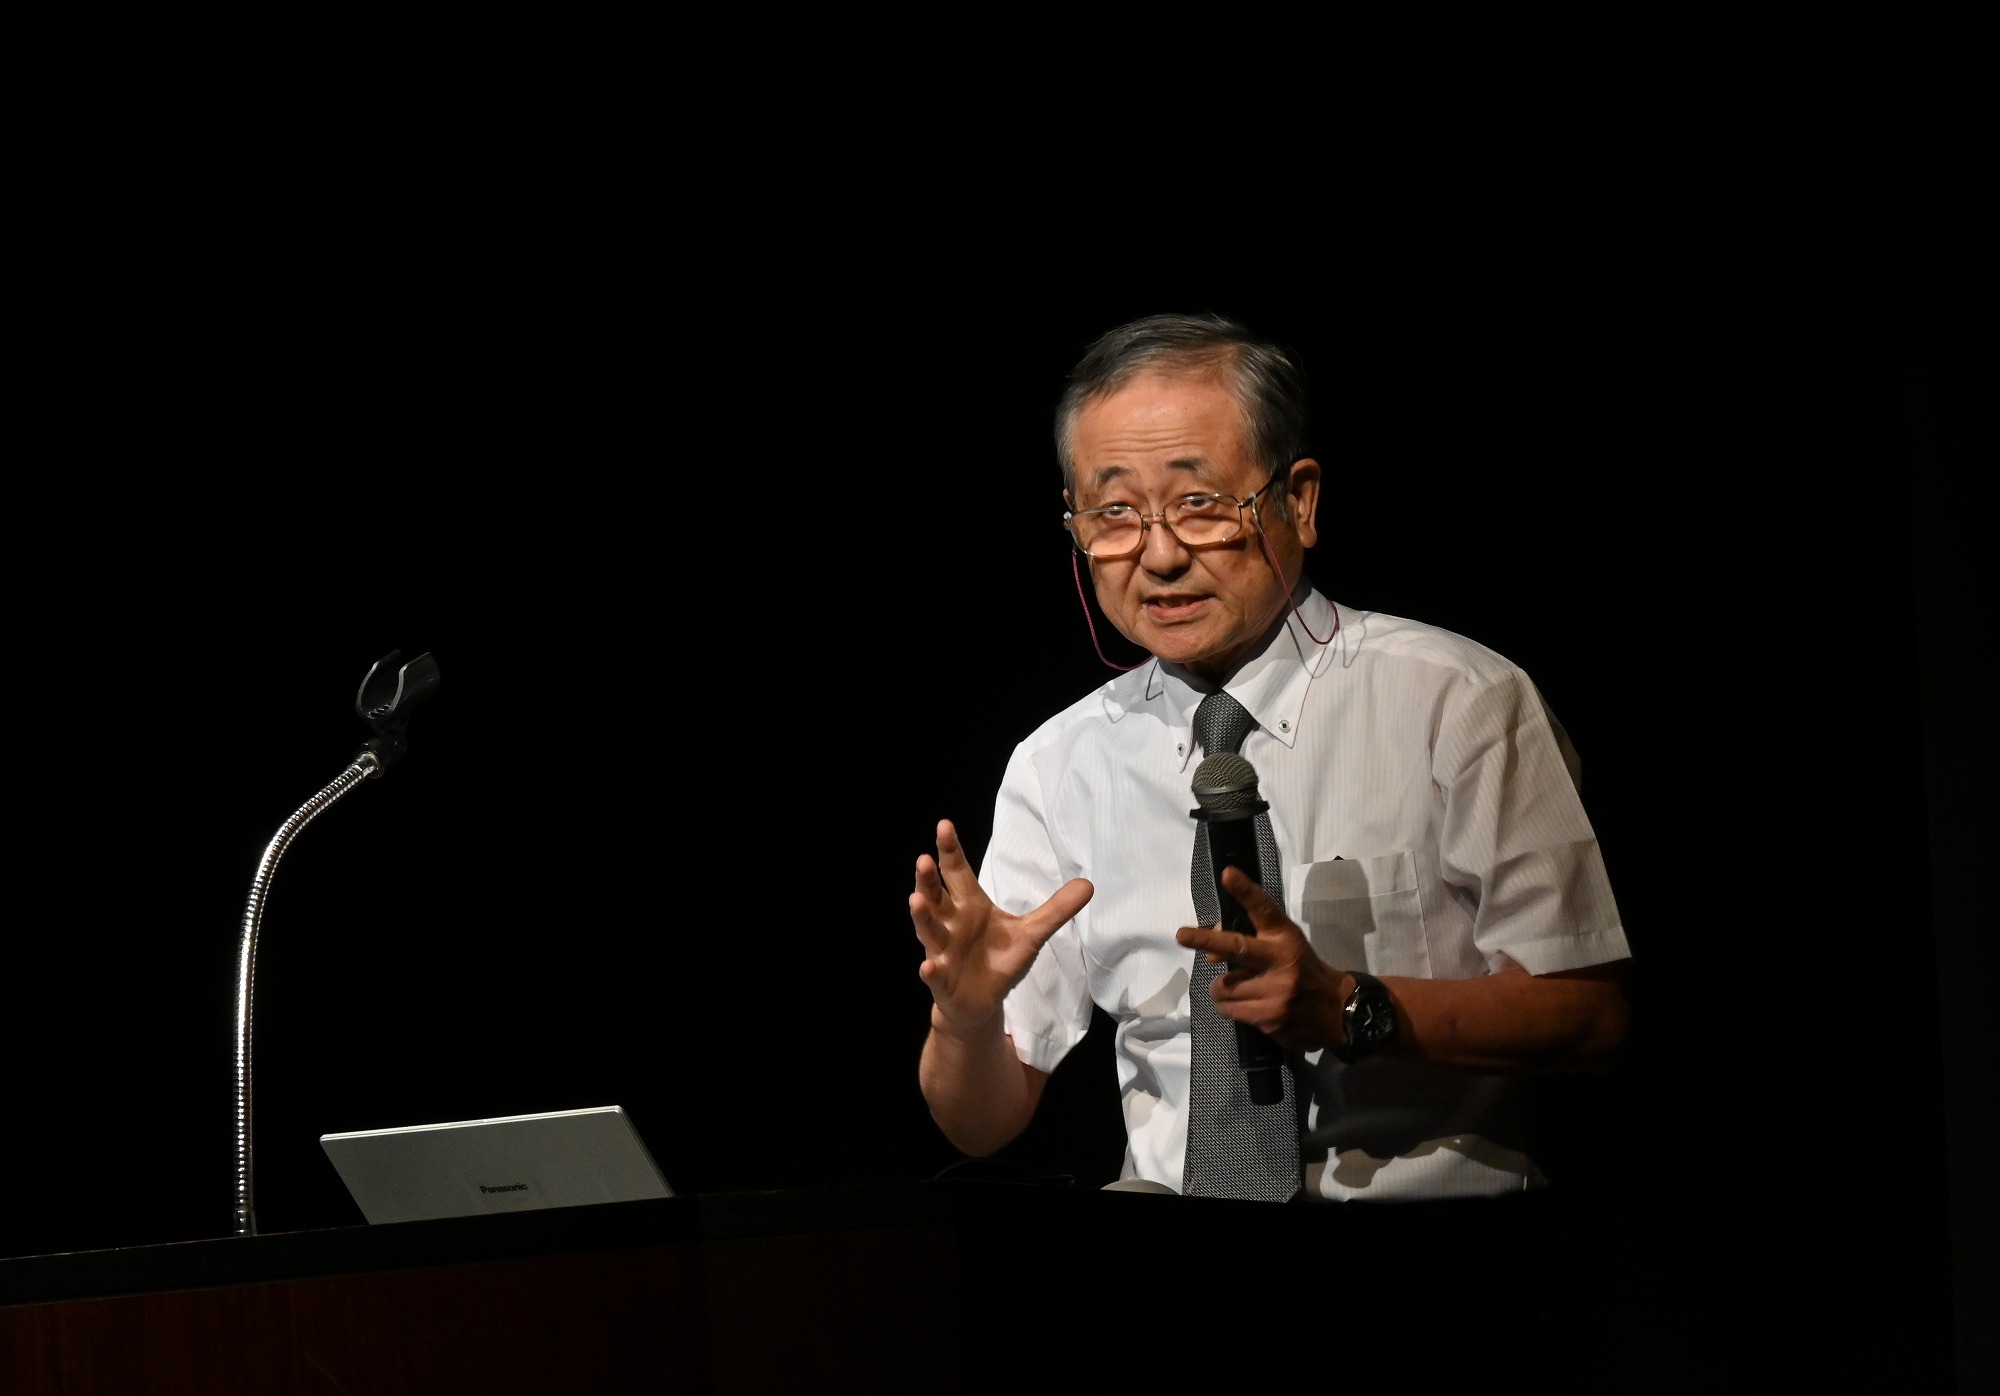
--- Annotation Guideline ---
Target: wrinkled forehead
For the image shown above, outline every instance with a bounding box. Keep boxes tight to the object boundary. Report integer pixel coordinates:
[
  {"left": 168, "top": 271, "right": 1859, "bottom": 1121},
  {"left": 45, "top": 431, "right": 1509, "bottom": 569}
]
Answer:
[{"left": 1069, "top": 371, "right": 1256, "bottom": 502}]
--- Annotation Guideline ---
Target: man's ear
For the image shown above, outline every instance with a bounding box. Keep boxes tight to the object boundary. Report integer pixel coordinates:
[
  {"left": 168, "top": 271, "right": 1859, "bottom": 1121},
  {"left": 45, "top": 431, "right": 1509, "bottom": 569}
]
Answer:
[{"left": 1286, "top": 458, "right": 1321, "bottom": 549}]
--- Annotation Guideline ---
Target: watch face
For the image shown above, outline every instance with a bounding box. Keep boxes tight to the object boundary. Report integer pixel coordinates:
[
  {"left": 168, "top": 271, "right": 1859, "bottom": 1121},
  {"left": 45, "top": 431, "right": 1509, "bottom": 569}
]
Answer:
[
  {"left": 1356, "top": 997, "right": 1391, "bottom": 1043},
  {"left": 1348, "top": 977, "right": 1396, "bottom": 1052}
]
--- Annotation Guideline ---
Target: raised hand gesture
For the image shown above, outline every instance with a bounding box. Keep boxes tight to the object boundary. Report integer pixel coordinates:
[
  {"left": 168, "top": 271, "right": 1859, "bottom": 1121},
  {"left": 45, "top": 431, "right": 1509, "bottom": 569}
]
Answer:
[{"left": 911, "top": 819, "right": 1093, "bottom": 1041}]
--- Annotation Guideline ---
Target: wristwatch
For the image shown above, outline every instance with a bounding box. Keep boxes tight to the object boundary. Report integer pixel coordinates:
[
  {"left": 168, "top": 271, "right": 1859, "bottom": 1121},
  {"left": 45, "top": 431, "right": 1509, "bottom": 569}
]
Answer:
[{"left": 1336, "top": 971, "right": 1397, "bottom": 1063}]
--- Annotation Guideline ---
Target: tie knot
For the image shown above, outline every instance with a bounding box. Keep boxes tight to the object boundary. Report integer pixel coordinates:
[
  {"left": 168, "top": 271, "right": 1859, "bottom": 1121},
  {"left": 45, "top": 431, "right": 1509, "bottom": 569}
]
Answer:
[{"left": 1193, "top": 690, "right": 1255, "bottom": 757}]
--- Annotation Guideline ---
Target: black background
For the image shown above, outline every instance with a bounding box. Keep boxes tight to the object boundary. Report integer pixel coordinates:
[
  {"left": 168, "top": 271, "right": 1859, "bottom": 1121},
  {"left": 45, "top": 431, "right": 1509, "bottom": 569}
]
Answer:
[{"left": 7, "top": 99, "right": 1987, "bottom": 1390}]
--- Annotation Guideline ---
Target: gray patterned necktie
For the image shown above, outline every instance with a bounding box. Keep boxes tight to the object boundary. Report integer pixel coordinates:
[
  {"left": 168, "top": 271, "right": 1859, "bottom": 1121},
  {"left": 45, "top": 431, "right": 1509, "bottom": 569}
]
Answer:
[{"left": 1182, "top": 690, "right": 1302, "bottom": 1202}]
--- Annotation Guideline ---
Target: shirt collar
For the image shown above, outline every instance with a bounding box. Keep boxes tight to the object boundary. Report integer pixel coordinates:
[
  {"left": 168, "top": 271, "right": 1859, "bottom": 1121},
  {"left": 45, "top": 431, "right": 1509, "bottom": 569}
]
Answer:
[{"left": 1147, "top": 584, "right": 1342, "bottom": 773}]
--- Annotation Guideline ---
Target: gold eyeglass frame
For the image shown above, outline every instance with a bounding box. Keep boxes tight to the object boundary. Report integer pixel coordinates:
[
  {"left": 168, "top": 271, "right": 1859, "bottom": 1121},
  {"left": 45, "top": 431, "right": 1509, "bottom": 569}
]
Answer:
[{"left": 1062, "top": 472, "right": 1285, "bottom": 561}]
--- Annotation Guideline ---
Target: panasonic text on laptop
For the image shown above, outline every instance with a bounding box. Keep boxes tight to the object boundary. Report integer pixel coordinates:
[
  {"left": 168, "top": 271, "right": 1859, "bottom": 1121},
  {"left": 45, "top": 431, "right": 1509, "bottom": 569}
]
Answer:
[{"left": 320, "top": 1105, "right": 673, "bottom": 1225}]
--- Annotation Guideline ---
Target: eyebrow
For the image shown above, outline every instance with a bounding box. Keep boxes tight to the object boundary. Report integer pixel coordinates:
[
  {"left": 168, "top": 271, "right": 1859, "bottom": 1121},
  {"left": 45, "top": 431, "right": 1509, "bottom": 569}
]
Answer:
[{"left": 1087, "top": 458, "right": 1210, "bottom": 492}]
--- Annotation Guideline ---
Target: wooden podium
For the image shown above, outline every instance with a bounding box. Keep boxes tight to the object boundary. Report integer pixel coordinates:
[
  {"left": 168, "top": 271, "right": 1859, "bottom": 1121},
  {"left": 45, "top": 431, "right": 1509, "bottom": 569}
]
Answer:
[
  {"left": 1, "top": 1178, "right": 1567, "bottom": 1393},
  {"left": 2, "top": 1181, "right": 1001, "bottom": 1394}
]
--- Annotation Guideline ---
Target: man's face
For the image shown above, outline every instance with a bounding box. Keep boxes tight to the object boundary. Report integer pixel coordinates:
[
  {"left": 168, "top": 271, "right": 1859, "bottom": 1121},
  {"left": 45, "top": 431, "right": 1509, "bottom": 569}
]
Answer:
[{"left": 1067, "top": 372, "right": 1319, "bottom": 683}]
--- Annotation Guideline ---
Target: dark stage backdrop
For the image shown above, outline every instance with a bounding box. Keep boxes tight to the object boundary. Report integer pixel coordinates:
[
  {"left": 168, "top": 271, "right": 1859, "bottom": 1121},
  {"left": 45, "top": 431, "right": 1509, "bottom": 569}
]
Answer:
[{"left": 9, "top": 130, "right": 1978, "bottom": 1389}]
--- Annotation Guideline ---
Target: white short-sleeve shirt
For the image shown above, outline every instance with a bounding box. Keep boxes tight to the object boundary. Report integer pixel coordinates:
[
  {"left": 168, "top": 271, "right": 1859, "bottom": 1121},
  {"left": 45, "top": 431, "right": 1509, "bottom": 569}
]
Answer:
[{"left": 988, "top": 587, "right": 1630, "bottom": 1201}]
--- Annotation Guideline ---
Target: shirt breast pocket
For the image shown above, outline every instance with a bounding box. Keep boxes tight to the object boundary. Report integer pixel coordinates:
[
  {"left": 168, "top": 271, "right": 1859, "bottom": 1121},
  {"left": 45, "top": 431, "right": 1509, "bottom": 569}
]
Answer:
[{"left": 1293, "top": 851, "right": 1429, "bottom": 978}]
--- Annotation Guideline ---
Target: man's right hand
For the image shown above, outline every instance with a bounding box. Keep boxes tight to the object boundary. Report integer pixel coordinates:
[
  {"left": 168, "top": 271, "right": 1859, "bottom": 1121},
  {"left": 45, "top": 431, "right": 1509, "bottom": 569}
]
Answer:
[{"left": 910, "top": 819, "right": 1093, "bottom": 1040}]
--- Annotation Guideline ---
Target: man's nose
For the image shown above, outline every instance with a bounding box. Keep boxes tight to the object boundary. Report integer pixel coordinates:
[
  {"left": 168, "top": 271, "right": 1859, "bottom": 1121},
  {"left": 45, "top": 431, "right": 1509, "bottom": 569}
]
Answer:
[{"left": 1138, "top": 515, "right": 1191, "bottom": 570}]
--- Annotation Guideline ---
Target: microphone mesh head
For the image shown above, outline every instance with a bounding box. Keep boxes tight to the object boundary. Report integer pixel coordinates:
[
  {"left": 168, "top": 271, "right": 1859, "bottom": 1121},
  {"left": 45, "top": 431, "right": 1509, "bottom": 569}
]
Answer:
[{"left": 1191, "top": 752, "right": 1263, "bottom": 813}]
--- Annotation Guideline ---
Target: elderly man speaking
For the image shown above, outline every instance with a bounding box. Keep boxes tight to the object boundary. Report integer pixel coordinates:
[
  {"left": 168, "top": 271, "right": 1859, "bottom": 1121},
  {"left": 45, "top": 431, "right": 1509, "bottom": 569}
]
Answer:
[{"left": 912, "top": 312, "right": 1631, "bottom": 1206}]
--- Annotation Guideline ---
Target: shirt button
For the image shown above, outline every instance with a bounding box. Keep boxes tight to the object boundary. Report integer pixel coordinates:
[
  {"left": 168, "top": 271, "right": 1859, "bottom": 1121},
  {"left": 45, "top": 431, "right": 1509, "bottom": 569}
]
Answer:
[{"left": 1278, "top": 720, "right": 1291, "bottom": 733}]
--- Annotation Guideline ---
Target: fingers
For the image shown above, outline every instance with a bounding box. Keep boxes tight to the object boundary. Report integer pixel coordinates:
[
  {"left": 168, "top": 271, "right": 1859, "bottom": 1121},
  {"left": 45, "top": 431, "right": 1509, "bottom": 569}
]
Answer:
[
  {"left": 1176, "top": 924, "right": 1258, "bottom": 965},
  {"left": 1176, "top": 868, "right": 1303, "bottom": 969},
  {"left": 914, "top": 852, "right": 948, "bottom": 906},
  {"left": 1021, "top": 878, "right": 1093, "bottom": 949},
  {"left": 933, "top": 819, "right": 974, "bottom": 881},
  {"left": 929, "top": 818, "right": 999, "bottom": 918},
  {"left": 912, "top": 821, "right": 999, "bottom": 964},
  {"left": 1219, "top": 865, "right": 1293, "bottom": 935},
  {"left": 910, "top": 848, "right": 947, "bottom": 950},
  {"left": 912, "top": 826, "right": 1089, "bottom": 979},
  {"left": 1046, "top": 876, "right": 1095, "bottom": 923},
  {"left": 909, "top": 888, "right": 944, "bottom": 955}
]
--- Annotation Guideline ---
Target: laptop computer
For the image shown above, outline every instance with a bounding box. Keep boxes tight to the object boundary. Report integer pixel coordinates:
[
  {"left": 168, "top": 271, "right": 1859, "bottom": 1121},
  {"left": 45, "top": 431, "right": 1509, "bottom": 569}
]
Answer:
[{"left": 320, "top": 1105, "right": 673, "bottom": 1225}]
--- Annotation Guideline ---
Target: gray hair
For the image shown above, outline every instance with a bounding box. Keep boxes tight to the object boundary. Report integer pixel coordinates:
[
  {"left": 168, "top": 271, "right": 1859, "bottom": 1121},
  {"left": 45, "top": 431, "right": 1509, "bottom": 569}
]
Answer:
[{"left": 1055, "top": 312, "right": 1310, "bottom": 520}]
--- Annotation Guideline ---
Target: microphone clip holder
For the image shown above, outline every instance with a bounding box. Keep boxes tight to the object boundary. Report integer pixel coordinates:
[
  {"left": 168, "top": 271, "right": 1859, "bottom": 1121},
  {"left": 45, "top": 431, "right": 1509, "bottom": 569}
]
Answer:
[{"left": 353, "top": 650, "right": 440, "bottom": 772}]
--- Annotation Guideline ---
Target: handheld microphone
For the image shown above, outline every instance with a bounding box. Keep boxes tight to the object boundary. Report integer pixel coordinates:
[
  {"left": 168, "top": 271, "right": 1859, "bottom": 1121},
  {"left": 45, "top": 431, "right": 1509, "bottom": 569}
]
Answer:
[{"left": 1190, "top": 752, "right": 1287, "bottom": 1106}]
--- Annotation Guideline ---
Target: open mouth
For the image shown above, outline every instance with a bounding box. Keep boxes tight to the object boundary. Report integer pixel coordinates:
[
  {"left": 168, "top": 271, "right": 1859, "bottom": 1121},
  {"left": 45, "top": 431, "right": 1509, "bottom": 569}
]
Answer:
[{"left": 1143, "top": 594, "right": 1209, "bottom": 621}]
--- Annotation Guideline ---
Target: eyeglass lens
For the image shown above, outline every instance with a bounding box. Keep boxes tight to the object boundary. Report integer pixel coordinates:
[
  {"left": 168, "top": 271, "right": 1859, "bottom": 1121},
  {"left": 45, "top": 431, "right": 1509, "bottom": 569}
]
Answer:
[{"left": 1073, "top": 496, "right": 1244, "bottom": 559}]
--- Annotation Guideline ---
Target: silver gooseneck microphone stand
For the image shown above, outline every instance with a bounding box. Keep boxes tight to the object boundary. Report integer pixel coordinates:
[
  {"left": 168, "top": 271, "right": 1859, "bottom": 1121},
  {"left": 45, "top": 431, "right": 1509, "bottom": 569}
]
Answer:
[{"left": 232, "top": 651, "right": 439, "bottom": 1237}]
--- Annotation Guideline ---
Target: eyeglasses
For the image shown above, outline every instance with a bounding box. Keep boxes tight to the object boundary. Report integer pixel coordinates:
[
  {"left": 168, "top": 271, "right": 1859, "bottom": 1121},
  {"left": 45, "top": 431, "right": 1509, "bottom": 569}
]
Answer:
[{"left": 1063, "top": 474, "right": 1284, "bottom": 561}]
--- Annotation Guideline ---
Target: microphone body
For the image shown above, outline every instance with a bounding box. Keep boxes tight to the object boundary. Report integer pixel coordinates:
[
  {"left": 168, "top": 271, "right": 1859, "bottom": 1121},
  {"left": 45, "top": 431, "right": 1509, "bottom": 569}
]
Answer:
[{"left": 1191, "top": 754, "right": 1288, "bottom": 1106}]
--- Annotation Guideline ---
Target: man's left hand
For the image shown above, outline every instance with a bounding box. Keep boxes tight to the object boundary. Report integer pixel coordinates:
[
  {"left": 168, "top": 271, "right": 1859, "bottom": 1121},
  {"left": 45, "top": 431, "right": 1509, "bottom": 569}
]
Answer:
[{"left": 1175, "top": 865, "right": 1349, "bottom": 1051}]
